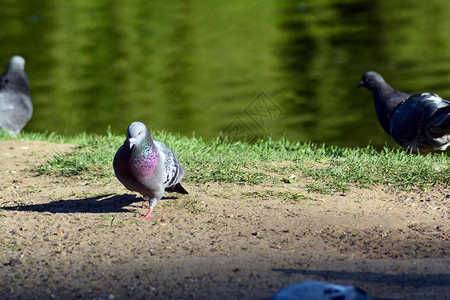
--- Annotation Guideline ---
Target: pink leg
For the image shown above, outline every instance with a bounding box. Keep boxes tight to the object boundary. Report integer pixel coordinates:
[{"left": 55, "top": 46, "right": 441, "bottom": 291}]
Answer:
[
  {"left": 139, "top": 196, "right": 151, "bottom": 219},
  {"left": 141, "top": 207, "right": 153, "bottom": 220}
]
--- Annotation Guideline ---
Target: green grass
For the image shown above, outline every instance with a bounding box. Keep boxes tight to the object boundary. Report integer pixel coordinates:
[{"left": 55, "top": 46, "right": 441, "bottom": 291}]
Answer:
[
  {"left": 1, "top": 130, "right": 449, "bottom": 192},
  {"left": 243, "top": 191, "right": 316, "bottom": 204},
  {"left": 94, "top": 214, "right": 124, "bottom": 230}
]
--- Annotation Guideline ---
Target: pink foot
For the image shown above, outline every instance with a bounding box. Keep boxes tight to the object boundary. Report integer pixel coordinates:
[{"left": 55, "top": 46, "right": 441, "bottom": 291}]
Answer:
[{"left": 141, "top": 207, "right": 153, "bottom": 220}]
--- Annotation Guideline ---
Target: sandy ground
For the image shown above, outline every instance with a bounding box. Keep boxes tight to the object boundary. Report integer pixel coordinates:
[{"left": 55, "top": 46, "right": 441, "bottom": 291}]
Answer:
[{"left": 0, "top": 140, "right": 449, "bottom": 300}]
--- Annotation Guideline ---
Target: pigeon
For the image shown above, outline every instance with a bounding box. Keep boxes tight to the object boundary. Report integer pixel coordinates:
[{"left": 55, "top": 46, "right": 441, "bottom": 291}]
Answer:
[
  {"left": 0, "top": 56, "right": 32, "bottom": 135},
  {"left": 271, "top": 280, "right": 372, "bottom": 300},
  {"left": 113, "top": 121, "right": 188, "bottom": 220},
  {"left": 359, "top": 71, "right": 450, "bottom": 153}
]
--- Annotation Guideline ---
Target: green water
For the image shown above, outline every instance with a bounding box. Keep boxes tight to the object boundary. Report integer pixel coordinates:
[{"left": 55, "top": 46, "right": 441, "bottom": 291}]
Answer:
[{"left": 2, "top": 0, "right": 450, "bottom": 148}]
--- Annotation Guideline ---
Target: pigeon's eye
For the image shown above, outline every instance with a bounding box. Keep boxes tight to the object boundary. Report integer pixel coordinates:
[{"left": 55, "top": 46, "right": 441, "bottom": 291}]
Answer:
[
  {"left": 365, "top": 78, "right": 370, "bottom": 82},
  {"left": 138, "top": 131, "right": 141, "bottom": 135}
]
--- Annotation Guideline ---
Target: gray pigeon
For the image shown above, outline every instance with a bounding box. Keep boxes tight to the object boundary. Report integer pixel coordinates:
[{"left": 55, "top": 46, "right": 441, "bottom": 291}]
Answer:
[
  {"left": 113, "top": 121, "right": 188, "bottom": 220},
  {"left": 271, "top": 281, "right": 372, "bottom": 300},
  {"left": 359, "top": 71, "right": 450, "bottom": 153},
  {"left": 0, "top": 56, "right": 32, "bottom": 134}
]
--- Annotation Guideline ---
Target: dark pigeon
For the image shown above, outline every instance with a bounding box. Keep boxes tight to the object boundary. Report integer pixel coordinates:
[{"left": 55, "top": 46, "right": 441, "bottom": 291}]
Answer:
[
  {"left": 0, "top": 56, "right": 32, "bottom": 135},
  {"left": 113, "top": 121, "right": 188, "bottom": 220},
  {"left": 359, "top": 71, "right": 450, "bottom": 153},
  {"left": 271, "top": 281, "right": 372, "bottom": 300}
]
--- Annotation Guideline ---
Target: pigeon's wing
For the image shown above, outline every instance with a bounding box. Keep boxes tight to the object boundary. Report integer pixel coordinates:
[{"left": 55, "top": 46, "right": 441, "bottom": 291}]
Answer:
[
  {"left": 390, "top": 93, "right": 449, "bottom": 149},
  {"left": 0, "top": 93, "right": 15, "bottom": 111},
  {"left": 154, "top": 141, "right": 186, "bottom": 190},
  {"left": 0, "top": 92, "right": 32, "bottom": 134}
]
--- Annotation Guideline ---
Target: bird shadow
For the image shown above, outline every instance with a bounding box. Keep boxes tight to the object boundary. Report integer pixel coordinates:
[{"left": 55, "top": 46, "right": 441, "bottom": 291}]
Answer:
[
  {"left": 272, "top": 268, "right": 450, "bottom": 287},
  {"left": 1, "top": 193, "right": 183, "bottom": 214},
  {"left": 1, "top": 194, "right": 142, "bottom": 214}
]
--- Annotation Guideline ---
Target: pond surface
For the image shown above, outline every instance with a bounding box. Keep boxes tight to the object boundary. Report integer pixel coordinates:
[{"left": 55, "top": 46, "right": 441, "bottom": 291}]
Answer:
[{"left": 2, "top": 0, "right": 450, "bottom": 148}]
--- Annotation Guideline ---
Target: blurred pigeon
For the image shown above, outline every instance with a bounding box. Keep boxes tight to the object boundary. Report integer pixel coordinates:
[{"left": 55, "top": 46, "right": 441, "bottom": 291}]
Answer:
[
  {"left": 113, "top": 121, "right": 188, "bottom": 220},
  {"left": 271, "top": 280, "right": 372, "bottom": 300},
  {"left": 359, "top": 71, "right": 450, "bottom": 153},
  {"left": 0, "top": 56, "right": 32, "bottom": 134}
]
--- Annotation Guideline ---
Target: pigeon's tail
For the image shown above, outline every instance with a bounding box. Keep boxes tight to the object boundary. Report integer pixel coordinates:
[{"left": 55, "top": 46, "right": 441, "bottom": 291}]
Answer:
[
  {"left": 429, "top": 106, "right": 450, "bottom": 134},
  {"left": 434, "top": 108, "right": 450, "bottom": 130},
  {"left": 421, "top": 106, "right": 450, "bottom": 151},
  {"left": 165, "top": 182, "right": 189, "bottom": 194},
  {"left": 173, "top": 183, "right": 189, "bottom": 194}
]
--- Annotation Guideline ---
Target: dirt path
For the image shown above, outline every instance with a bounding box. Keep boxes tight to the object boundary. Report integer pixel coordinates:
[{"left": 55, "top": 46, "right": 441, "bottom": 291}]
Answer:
[{"left": 0, "top": 140, "right": 449, "bottom": 299}]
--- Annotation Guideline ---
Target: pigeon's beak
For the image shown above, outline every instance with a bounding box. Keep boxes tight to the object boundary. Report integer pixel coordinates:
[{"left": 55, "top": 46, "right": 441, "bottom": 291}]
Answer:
[
  {"left": 358, "top": 81, "right": 363, "bottom": 88},
  {"left": 128, "top": 138, "right": 136, "bottom": 149}
]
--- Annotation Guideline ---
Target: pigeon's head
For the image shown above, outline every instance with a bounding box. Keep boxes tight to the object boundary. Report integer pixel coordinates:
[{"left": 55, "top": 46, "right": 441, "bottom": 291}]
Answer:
[
  {"left": 8, "top": 56, "right": 26, "bottom": 72},
  {"left": 1, "top": 56, "right": 30, "bottom": 95},
  {"left": 126, "top": 121, "right": 150, "bottom": 149},
  {"left": 358, "top": 71, "right": 385, "bottom": 91}
]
